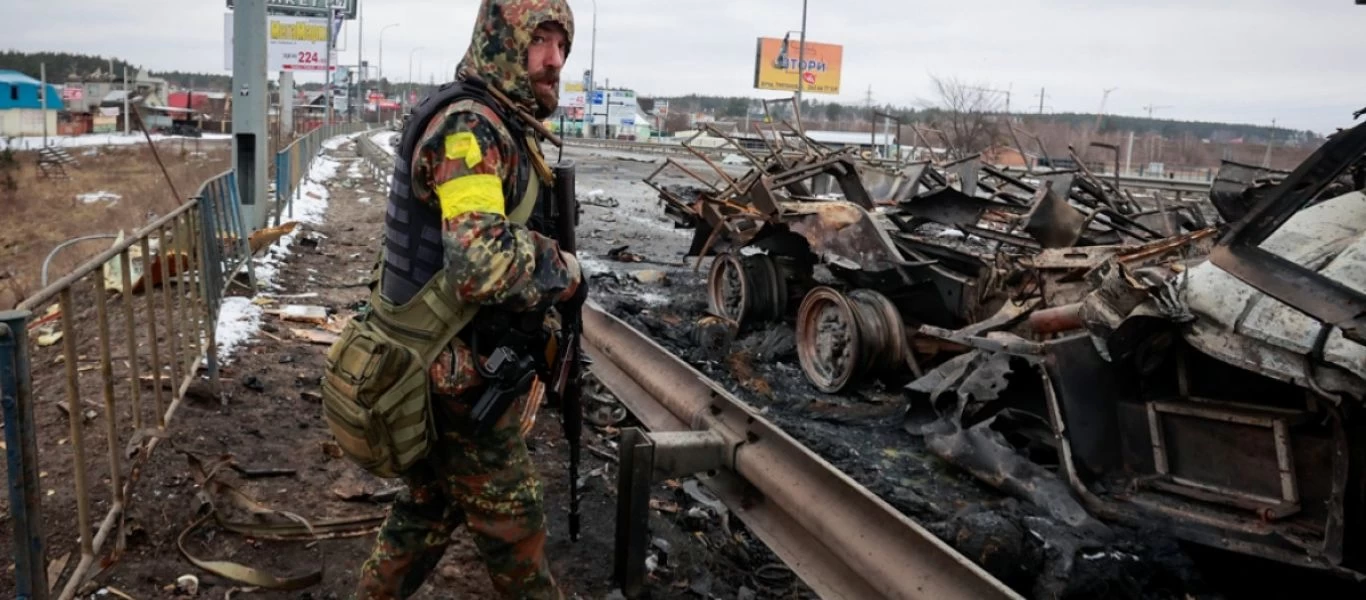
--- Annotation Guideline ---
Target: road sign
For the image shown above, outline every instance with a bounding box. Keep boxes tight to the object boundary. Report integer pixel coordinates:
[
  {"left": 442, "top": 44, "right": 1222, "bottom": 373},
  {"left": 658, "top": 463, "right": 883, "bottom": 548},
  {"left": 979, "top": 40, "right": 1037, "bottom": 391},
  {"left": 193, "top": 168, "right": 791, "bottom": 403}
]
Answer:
[
  {"left": 621, "top": 117, "right": 635, "bottom": 127},
  {"left": 227, "top": 0, "right": 357, "bottom": 20},
  {"left": 591, "top": 90, "right": 604, "bottom": 106}
]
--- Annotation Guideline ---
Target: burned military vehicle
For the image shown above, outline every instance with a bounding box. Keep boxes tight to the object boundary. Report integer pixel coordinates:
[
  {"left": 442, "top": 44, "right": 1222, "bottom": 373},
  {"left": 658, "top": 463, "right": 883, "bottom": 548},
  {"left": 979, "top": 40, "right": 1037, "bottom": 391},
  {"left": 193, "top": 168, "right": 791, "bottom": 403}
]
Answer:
[
  {"left": 649, "top": 101, "right": 1366, "bottom": 579},
  {"left": 904, "top": 118, "right": 1366, "bottom": 580}
]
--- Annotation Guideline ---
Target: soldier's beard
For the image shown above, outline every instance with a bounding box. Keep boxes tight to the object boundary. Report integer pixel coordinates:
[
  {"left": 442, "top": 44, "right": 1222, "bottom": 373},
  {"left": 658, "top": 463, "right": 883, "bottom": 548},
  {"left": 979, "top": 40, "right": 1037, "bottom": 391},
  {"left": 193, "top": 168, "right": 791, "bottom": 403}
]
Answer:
[{"left": 530, "top": 68, "right": 560, "bottom": 119}]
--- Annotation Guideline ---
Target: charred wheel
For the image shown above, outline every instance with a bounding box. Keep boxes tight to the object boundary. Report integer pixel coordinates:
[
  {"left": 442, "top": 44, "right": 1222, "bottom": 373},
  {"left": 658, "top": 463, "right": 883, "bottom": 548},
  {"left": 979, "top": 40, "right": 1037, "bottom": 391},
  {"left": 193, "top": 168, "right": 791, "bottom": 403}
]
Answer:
[
  {"left": 707, "top": 253, "right": 786, "bottom": 328},
  {"left": 796, "top": 287, "right": 909, "bottom": 393}
]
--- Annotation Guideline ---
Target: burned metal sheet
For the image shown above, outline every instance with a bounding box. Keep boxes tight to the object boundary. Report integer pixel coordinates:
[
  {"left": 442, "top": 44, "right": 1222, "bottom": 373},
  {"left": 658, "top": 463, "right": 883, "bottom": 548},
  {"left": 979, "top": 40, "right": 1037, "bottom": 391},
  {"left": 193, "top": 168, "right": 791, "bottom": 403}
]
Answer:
[{"left": 1022, "top": 180, "right": 1089, "bottom": 249}]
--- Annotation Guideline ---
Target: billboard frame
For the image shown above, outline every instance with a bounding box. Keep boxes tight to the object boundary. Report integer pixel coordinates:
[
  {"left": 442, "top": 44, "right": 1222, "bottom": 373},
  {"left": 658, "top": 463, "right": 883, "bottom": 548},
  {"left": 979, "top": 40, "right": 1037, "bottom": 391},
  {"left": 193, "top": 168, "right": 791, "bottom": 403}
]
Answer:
[
  {"left": 227, "top": 0, "right": 358, "bottom": 20},
  {"left": 752, "top": 36, "right": 843, "bottom": 95}
]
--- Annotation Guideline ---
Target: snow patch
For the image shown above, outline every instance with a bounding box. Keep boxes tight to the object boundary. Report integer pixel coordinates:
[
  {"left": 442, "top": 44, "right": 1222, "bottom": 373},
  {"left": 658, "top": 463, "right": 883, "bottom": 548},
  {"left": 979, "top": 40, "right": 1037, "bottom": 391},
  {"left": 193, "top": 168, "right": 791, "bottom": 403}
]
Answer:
[
  {"left": 0, "top": 133, "right": 231, "bottom": 151},
  {"left": 1082, "top": 551, "right": 1141, "bottom": 562},
  {"left": 310, "top": 155, "right": 342, "bottom": 182},
  {"left": 638, "top": 292, "right": 670, "bottom": 306},
  {"left": 322, "top": 131, "right": 364, "bottom": 151},
  {"left": 358, "top": 196, "right": 372, "bottom": 204},
  {"left": 253, "top": 148, "right": 337, "bottom": 289},
  {"left": 77, "top": 191, "right": 121, "bottom": 204},
  {"left": 215, "top": 297, "right": 263, "bottom": 364},
  {"left": 371, "top": 131, "right": 398, "bottom": 156},
  {"left": 579, "top": 257, "right": 613, "bottom": 276},
  {"left": 937, "top": 228, "right": 966, "bottom": 240}
]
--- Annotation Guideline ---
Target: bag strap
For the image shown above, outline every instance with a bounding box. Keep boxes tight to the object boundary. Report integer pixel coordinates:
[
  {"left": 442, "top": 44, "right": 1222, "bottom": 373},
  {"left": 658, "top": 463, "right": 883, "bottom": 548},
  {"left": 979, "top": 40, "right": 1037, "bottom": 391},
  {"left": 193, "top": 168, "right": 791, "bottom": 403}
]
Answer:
[
  {"left": 365, "top": 250, "right": 478, "bottom": 366},
  {"left": 366, "top": 104, "right": 547, "bottom": 367}
]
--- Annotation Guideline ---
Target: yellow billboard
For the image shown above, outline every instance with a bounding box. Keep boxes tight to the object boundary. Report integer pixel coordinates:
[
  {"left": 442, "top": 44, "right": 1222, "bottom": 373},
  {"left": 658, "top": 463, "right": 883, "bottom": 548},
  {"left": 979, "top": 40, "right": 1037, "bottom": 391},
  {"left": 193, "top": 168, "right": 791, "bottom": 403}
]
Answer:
[{"left": 753, "top": 36, "right": 843, "bottom": 95}]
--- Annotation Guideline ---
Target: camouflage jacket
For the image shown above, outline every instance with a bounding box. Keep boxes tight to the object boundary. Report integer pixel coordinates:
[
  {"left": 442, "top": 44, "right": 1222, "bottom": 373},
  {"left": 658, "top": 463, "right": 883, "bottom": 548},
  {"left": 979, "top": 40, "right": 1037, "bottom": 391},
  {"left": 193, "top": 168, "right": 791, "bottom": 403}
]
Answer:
[{"left": 411, "top": 0, "right": 579, "bottom": 399}]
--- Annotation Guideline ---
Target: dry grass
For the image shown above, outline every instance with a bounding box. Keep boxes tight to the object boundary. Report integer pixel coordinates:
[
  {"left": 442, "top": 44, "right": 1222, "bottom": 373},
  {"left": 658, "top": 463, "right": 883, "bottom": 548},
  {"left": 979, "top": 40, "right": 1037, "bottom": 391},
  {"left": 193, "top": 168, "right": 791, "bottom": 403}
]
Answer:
[{"left": 0, "top": 140, "right": 232, "bottom": 309}]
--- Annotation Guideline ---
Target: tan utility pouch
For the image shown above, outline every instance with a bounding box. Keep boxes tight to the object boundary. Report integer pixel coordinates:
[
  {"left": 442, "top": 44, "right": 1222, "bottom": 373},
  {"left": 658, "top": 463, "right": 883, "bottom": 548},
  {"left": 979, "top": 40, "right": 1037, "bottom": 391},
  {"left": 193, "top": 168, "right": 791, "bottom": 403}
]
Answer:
[{"left": 319, "top": 251, "right": 478, "bottom": 479}]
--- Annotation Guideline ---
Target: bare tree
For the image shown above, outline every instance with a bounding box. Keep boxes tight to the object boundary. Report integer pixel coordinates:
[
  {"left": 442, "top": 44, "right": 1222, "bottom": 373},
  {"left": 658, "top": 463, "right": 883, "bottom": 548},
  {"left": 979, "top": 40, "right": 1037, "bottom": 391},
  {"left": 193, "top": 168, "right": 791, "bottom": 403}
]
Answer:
[{"left": 924, "top": 75, "right": 1005, "bottom": 159}]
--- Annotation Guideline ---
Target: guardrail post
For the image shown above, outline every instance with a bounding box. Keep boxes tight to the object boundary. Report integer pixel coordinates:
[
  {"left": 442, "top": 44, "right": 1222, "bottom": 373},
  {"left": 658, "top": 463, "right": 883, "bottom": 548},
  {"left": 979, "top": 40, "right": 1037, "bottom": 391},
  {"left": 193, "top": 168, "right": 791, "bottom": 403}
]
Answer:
[{"left": 1, "top": 309, "right": 49, "bottom": 600}]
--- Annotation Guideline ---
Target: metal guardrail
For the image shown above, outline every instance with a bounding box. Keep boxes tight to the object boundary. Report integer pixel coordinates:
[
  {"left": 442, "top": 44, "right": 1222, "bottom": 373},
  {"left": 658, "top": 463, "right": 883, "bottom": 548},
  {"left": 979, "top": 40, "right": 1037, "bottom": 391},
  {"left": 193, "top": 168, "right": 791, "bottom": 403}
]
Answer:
[
  {"left": 274, "top": 122, "right": 374, "bottom": 226},
  {"left": 565, "top": 137, "right": 730, "bottom": 161},
  {"left": 996, "top": 166, "right": 1213, "bottom": 194},
  {"left": 355, "top": 129, "right": 396, "bottom": 183},
  {"left": 2, "top": 126, "right": 370, "bottom": 600},
  {"left": 583, "top": 304, "right": 1024, "bottom": 600},
  {"left": 567, "top": 138, "right": 1215, "bottom": 195}
]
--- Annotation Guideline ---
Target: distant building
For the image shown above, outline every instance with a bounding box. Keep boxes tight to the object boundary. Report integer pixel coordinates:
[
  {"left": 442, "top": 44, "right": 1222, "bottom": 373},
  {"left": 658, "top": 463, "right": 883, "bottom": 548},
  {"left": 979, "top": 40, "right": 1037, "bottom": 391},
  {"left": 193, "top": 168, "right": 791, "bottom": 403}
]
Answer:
[{"left": 0, "top": 69, "right": 62, "bottom": 137}]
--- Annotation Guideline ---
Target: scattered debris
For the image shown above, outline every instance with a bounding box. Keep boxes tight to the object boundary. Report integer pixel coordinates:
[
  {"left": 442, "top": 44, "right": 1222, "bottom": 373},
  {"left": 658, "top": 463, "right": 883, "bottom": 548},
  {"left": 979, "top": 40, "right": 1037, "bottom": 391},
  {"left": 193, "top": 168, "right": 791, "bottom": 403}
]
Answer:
[
  {"left": 265, "top": 304, "right": 328, "bottom": 324},
  {"left": 290, "top": 328, "right": 340, "bottom": 345},
  {"left": 608, "top": 245, "right": 646, "bottom": 263},
  {"left": 632, "top": 270, "right": 668, "bottom": 285},
  {"left": 174, "top": 574, "right": 199, "bottom": 597},
  {"left": 582, "top": 189, "right": 620, "bottom": 208},
  {"left": 239, "top": 375, "right": 266, "bottom": 393}
]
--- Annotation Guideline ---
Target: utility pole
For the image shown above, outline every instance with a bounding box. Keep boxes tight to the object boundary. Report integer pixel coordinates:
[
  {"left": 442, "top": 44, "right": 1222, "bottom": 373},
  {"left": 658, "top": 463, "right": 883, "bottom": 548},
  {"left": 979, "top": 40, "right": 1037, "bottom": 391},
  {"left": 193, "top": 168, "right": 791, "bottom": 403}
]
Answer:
[
  {"left": 280, "top": 71, "right": 294, "bottom": 136},
  {"left": 1125, "top": 130, "right": 1135, "bottom": 176},
  {"left": 1262, "top": 118, "right": 1277, "bottom": 168},
  {"left": 1096, "top": 87, "right": 1117, "bottom": 131},
  {"left": 324, "top": 5, "right": 335, "bottom": 125},
  {"left": 40, "top": 63, "right": 48, "bottom": 146},
  {"left": 1036, "top": 87, "right": 1046, "bottom": 115},
  {"left": 586, "top": 0, "right": 597, "bottom": 138},
  {"left": 356, "top": 0, "right": 363, "bottom": 124},
  {"left": 123, "top": 66, "right": 131, "bottom": 135},
  {"left": 232, "top": 0, "right": 269, "bottom": 234},
  {"left": 795, "top": 0, "right": 808, "bottom": 131}
]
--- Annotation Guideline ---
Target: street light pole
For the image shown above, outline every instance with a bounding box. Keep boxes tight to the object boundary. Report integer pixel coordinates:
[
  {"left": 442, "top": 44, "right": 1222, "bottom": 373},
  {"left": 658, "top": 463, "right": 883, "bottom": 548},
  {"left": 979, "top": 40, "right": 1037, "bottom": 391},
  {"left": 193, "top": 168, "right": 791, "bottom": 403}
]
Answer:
[
  {"left": 378, "top": 23, "right": 398, "bottom": 123},
  {"left": 408, "top": 46, "right": 423, "bottom": 109},
  {"left": 379, "top": 24, "right": 398, "bottom": 86}
]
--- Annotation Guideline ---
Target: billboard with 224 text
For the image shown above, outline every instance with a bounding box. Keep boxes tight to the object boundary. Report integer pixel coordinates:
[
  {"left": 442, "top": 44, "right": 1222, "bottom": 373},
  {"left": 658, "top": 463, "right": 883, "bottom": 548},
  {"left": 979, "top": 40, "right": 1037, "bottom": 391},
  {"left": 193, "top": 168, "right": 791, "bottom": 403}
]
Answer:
[{"left": 223, "top": 13, "right": 338, "bottom": 71}]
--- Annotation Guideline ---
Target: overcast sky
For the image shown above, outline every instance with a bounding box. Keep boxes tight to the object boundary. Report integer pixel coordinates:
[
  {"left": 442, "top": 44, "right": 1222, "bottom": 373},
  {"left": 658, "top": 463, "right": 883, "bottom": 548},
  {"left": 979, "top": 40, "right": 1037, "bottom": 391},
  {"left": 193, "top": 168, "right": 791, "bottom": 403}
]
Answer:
[{"left": 6, "top": 0, "right": 1366, "bottom": 134}]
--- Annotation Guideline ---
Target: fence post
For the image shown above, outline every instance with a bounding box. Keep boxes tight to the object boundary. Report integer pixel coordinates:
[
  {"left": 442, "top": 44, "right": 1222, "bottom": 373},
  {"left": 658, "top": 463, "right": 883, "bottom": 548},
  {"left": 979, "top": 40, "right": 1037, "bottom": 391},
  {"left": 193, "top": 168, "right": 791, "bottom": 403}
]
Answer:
[
  {"left": 1, "top": 309, "right": 49, "bottom": 600},
  {"left": 196, "top": 199, "right": 223, "bottom": 393}
]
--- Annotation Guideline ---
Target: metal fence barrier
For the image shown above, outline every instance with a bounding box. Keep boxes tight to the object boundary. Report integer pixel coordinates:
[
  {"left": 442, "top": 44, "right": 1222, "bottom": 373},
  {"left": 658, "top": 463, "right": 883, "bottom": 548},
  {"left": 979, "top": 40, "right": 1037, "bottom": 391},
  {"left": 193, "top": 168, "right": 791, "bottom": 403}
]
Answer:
[
  {"left": 3, "top": 124, "right": 375, "bottom": 600},
  {"left": 274, "top": 122, "right": 374, "bottom": 227}
]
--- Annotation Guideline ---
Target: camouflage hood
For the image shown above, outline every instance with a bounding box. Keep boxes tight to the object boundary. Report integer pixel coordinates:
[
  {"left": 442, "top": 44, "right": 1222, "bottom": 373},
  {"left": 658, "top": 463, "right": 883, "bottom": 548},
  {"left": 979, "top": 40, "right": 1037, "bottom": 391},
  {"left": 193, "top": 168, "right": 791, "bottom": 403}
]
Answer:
[{"left": 459, "top": 0, "right": 574, "bottom": 115}]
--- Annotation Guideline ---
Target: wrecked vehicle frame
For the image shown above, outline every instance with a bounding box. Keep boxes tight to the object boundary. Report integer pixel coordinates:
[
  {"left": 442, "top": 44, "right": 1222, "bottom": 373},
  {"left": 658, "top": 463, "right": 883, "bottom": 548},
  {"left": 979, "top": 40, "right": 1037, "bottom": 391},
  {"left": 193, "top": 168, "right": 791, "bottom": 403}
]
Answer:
[{"left": 903, "top": 118, "right": 1366, "bottom": 581}]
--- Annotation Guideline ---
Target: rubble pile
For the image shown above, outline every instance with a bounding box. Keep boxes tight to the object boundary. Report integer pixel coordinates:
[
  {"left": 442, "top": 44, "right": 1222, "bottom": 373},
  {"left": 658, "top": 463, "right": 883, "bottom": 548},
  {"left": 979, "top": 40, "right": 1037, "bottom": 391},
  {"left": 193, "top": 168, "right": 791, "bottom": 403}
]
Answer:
[{"left": 644, "top": 108, "right": 1366, "bottom": 591}]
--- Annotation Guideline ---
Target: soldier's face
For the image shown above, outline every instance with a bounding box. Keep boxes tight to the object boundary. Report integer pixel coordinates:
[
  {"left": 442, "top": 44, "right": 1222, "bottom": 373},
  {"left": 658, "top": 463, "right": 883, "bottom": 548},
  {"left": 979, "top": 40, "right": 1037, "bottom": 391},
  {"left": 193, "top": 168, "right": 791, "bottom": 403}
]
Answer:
[{"left": 527, "top": 23, "right": 567, "bottom": 114}]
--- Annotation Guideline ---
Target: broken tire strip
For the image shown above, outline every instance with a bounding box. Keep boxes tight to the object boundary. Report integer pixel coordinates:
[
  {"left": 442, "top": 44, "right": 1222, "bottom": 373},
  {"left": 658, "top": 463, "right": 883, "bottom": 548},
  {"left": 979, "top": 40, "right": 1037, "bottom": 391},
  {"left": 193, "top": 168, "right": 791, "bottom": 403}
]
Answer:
[
  {"left": 581, "top": 303, "right": 1024, "bottom": 600},
  {"left": 178, "top": 452, "right": 385, "bottom": 590}
]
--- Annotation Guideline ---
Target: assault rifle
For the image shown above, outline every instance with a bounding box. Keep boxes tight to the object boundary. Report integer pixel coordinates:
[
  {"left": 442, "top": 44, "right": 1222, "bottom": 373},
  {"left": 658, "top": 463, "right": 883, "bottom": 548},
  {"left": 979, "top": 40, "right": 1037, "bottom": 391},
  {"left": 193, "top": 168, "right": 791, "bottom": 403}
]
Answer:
[{"left": 551, "top": 160, "right": 586, "bottom": 541}]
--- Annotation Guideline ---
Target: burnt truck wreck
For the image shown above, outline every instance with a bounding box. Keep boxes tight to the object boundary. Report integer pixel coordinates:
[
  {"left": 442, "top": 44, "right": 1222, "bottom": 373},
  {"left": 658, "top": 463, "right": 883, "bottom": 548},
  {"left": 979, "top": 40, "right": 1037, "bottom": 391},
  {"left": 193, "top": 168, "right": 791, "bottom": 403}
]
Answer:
[{"left": 647, "top": 105, "right": 1366, "bottom": 581}]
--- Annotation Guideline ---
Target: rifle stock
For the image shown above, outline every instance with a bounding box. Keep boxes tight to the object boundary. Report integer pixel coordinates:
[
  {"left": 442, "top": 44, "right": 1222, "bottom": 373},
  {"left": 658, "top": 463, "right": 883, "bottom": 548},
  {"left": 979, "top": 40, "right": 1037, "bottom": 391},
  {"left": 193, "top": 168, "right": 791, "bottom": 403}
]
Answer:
[{"left": 552, "top": 160, "right": 584, "bottom": 541}]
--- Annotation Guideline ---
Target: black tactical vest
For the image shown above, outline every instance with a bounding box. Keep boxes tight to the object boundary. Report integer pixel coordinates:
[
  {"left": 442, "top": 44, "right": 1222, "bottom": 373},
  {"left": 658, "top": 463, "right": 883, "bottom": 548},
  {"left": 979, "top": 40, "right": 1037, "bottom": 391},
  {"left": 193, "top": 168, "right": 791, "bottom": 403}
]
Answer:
[{"left": 381, "top": 78, "right": 537, "bottom": 306}]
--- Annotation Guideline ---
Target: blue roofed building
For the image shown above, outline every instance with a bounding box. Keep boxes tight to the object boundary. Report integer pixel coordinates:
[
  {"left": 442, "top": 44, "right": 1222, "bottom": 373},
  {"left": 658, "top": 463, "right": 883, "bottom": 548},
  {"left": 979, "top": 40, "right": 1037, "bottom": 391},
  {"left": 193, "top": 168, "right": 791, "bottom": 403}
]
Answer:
[{"left": 0, "top": 69, "right": 63, "bottom": 137}]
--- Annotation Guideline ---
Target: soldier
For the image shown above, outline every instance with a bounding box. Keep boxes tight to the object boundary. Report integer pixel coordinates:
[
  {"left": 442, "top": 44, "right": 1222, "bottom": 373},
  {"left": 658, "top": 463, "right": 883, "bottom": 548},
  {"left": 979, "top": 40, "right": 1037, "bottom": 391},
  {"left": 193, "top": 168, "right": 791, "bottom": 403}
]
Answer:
[{"left": 353, "top": 0, "right": 579, "bottom": 598}]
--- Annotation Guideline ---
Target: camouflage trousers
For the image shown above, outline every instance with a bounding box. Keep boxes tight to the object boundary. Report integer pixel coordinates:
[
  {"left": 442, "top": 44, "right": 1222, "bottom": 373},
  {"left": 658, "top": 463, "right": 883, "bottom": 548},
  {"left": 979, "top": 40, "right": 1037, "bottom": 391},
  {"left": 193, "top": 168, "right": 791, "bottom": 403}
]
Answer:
[{"left": 354, "top": 387, "right": 562, "bottom": 600}]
